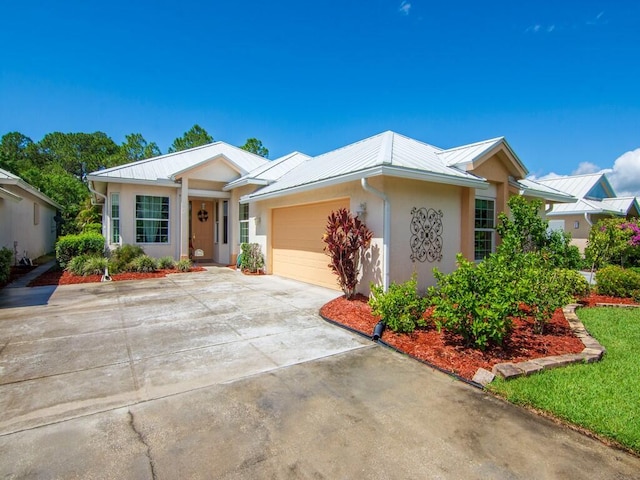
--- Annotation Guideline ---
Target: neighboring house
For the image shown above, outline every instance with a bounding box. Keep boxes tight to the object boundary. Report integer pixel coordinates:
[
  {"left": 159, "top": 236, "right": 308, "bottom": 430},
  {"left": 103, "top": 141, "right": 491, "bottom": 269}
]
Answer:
[
  {"left": 538, "top": 173, "right": 640, "bottom": 252},
  {"left": 88, "top": 131, "right": 574, "bottom": 293},
  {"left": 0, "top": 168, "right": 61, "bottom": 261}
]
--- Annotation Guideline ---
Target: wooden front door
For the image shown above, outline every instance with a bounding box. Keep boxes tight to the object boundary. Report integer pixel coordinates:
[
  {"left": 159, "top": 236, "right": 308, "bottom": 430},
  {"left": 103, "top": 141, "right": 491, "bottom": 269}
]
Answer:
[{"left": 190, "top": 200, "right": 214, "bottom": 261}]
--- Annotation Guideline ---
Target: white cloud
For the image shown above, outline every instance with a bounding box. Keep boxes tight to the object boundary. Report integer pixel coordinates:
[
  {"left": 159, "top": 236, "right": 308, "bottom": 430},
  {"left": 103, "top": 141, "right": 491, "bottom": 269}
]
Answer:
[
  {"left": 399, "top": 1, "right": 411, "bottom": 15},
  {"left": 572, "top": 162, "right": 600, "bottom": 175},
  {"left": 528, "top": 172, "right": 562, "bottom": 181},
  {"left": 547, "top": 25, "right": 556, "bottom": 33},
  {"left": 606, "top": 148, "right": 640, "bottom": 197}
]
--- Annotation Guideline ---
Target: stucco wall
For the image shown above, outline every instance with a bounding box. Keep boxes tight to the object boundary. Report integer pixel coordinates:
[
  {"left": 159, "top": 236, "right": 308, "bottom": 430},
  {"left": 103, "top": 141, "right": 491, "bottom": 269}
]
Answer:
[
  {"left": 105, "top": 183, "right": 181, "bottom": 259},
  {"left": 0, "top": 186, "right": 57, "bottom": 260}
]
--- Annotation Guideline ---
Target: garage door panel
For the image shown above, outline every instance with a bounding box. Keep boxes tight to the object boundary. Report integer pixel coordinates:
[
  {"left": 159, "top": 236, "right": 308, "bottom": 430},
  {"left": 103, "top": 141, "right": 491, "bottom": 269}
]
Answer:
[{"left": 272, "top": 199, "right": 348, "bottom": 290}]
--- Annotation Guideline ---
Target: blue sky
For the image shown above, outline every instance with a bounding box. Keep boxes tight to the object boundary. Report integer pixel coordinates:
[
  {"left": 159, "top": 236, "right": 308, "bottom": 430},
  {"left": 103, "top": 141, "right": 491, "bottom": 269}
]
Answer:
[{"left": 2, "top": 1, "right": 639, "bottom": 194}]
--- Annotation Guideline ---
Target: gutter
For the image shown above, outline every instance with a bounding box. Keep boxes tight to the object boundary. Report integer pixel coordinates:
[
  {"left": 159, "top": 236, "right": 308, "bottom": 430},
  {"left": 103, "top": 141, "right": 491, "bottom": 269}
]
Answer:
[
  {"left": 87, "top": 181, "right": 108, "bottom": 244},
  {"left": 361, "top": 178, "right": 390, "bottom": 292}
]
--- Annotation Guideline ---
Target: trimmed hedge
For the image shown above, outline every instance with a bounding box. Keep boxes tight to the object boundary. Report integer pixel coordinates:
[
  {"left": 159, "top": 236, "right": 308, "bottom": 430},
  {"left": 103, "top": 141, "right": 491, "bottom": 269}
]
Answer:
[
  {"left": 56, "top": 233, "right": 105, "bottom": 267},
  {"left": 597, "top": 265, "right": 640, "bottom": 300}
]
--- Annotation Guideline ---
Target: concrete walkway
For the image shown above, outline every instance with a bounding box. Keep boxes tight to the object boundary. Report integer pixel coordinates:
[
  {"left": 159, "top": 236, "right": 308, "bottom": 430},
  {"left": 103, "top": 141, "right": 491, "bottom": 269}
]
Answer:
[{"left": 1, "top": 268, "right": 639, "bottom": 479}]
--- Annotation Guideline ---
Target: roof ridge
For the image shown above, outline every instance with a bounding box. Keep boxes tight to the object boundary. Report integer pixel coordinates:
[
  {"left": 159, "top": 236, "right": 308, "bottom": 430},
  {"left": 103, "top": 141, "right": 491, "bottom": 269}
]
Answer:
[{"left": 436, "top": 136, "right": 504, "bottom": 154}]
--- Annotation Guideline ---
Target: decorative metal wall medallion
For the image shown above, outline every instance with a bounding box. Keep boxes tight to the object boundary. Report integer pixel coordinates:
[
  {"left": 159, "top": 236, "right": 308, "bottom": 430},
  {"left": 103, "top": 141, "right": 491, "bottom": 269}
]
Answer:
[
  {"left": 197, "top": 209, "right": 209, "bottom": 222},
  {"left": 410, "top": 207, "right": 443, "bottom": 262}
]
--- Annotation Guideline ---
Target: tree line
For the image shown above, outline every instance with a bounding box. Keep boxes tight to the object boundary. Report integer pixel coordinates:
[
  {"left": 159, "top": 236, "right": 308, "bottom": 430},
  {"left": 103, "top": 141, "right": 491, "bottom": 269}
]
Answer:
[{"left": 0, "top": 125, "right": 268, "bottom": 235}]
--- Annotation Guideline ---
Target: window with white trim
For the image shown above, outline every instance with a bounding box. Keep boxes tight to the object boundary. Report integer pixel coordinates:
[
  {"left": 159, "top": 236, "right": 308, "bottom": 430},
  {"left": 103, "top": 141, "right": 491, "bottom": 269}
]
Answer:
[
  {"left": 135, "top": 195, "right": 169, "bottom": 243},
  {"left": 474, "top": 198, "right": 495, "bottom": 260},
  {"left": 111, "top": 193, "right": 120, "bottom": 244},
  {"left": 239, "top": 203, "right": 249, "bottom": 245}
]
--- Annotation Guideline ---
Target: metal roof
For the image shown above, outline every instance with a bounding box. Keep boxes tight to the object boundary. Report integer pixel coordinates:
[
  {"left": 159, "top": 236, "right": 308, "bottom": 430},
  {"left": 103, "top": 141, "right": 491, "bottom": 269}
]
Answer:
[
  {"left": 512, "top": 178, "right": 576, "bottom": 203},
  {"left": 243, "top": 131, "right": 490, "bottom": 201},
  {"left": 437, "top": 137, "right": 503, "bottom": 167},
  {"left": 224, "top": 151, "right": 311, "bottom": 190},
  {"left": 87, "top": 142, "right": 268, "bottom": 184},
  {"left": 537, "top": 173, "right": 615, "bottom": 200},
  {"left": 0, "top": 168, "right": 61, "bottom": 208}
]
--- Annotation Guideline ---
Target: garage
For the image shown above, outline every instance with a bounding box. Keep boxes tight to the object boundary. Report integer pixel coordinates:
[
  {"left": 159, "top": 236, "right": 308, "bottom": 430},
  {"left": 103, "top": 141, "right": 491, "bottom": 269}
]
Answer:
[{"left": 271, "top": 198, "right": 349, "bottom": 289}]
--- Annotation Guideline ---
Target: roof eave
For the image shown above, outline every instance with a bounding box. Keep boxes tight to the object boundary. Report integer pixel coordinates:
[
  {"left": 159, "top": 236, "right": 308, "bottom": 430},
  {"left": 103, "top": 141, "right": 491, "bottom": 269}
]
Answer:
[
  {"left": 86, "top": 175, "right": 180, "bottom": 188},
  {"left": 223, "top": 178, "right": 270, "bottom": 191},
  {"left": 242, "top": 166, "right": 487, "bottom": 203}
]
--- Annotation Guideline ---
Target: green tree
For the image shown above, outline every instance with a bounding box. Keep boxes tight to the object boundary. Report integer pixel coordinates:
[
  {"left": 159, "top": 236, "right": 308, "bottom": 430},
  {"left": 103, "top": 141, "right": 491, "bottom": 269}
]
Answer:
[
  {"left": 585, "top": 218, "right": 640, "bottom": 268},
  {"left": 0, "top": 131, "right": 36, "bottom": 173},
  {"left": 37, "top": 132, "right": 119, "bottom": 179},
  {"left": 168, "top": 124, "right": 213, "bottom": 153},
  {"left": 118, "top": 133, "right": 161, "bottom": 163},
  {"left": 20, "top": 164, "right": 90, "bottom": 235},
  {"left": 240, "top": 138, "right": 269, "bottom": 158}
]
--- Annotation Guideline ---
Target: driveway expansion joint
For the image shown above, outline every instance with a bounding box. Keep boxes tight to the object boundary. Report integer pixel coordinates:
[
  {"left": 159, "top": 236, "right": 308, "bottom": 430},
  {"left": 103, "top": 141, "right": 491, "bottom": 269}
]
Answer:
[{"left": 490, "top": 303, "right": 613, "bottom": 382}]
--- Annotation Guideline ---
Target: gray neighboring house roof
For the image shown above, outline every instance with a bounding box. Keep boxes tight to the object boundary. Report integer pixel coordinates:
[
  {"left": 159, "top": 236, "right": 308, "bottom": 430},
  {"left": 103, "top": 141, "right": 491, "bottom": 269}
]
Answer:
[
  {"left": 242, "top": 131, "right": 512, "bottom": 202},
  {"left": 511, "top": 178, "right": 576, "bottom": 203},
  {"left": 0, "top": 168, "right": 61, "bottom": 208},
  {"left": 538, "top": 173, "right": 639, "bottom": 216},
  {"left": 87, "top": 142, "right": 269, "bottom": 187}
]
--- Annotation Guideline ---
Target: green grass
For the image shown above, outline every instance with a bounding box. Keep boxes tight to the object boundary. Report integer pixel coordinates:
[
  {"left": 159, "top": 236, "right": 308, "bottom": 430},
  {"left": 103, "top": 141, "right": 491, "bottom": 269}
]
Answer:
[{"left": 489, "top": 307, "right": 640, "bottom": 453}]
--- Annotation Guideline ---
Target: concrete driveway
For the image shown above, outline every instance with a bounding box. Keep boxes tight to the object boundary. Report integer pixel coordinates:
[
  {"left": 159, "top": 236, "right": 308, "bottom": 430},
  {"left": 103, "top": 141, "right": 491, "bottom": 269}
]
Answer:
[{"left": 1, "top": 267, "right": 638, "bottom": 479}]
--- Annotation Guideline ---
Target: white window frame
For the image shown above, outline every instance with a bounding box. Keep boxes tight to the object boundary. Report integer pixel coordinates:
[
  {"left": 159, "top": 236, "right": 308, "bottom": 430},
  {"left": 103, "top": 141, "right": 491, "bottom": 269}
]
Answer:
[
  {"left": 474, "top": 197, "right": 495, "bottom": 261},
  {"left": 135, "top": 195, "right": 170, "bottom": 244},
  {"left": 111, "top": 193, "right": 120, "bottom": 244},
  {"left": 239, "top": 203, "right": 249, "bottom": 245}
]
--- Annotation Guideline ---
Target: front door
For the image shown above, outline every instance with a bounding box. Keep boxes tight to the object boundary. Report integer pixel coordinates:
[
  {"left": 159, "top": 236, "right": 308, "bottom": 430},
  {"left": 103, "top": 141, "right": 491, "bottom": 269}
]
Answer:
[{"left": 190, "top": 200, "right": 214, "bottom": 262}]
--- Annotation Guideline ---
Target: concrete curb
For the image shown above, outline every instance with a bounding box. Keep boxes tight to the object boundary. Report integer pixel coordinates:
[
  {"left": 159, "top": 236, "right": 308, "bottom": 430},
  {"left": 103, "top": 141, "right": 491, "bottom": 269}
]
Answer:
[{"left": 489, "top": 303, "right": 612, "bottom": 382}]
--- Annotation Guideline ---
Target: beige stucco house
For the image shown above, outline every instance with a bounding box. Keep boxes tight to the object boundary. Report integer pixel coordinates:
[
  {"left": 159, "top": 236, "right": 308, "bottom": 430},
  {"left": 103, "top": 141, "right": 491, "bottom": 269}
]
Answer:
[
  {"left": 538, "top": 173, "right": 640, "bottom": 252},
  {"left": 0, "top": 168, "right": 61, "bottom": 261},
  {"left": 87, "top": 131, "right": 573, "bottom": 293}
]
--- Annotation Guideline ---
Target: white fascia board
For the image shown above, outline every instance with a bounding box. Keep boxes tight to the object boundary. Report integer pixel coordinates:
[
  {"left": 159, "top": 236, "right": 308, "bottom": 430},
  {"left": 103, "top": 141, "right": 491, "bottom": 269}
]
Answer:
[
  {"left": 243, "top": 166, "right": 487, "bottom": 203},
  {"left": 223, "top": 178, "right": 270, "bottom": 191},
  {"left": 188, "top": 189, "right": 231, "bottom": 199},
  {"left": 85, "top": 175, "right": 180, "bottom": 188},
  {"left": 0, "top": 186, "right": 23, "bottom": 203}
]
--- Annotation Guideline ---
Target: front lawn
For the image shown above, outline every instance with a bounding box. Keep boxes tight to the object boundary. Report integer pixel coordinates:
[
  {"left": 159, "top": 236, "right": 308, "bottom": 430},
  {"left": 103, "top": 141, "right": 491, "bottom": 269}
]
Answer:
[{"left": 489, "top": 306, "right": 640, "bottom": 453}]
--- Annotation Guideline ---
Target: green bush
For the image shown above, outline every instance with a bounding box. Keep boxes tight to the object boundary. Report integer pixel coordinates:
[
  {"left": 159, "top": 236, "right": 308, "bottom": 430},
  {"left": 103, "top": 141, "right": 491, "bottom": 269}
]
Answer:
[
  {"left": 240, "top": 243, "right": 265, "bottom": 273},
  {"left": 0, "top": 247, "right": 13, "bottom": 284},
  {"left": 83, "top": 256, "right": 108, "bottom": 275},
  {"left": 369, "top": 274, "right": 428, "bottom": 333},
  {"left": 109, "top": 244, "right": 145, "bottom": 273},
  {"left": 129, "top": 255, "right": 157, "bottom": 273},
  {"left": 82, "top": 223, "right": 103, "bottom": 235},
  {"left": 430, "top": 254, "right": 518, "bottom": 349},
  {"left": 596, "top": 265, "right": 640, "bottom": 299},
  {"left": 158, "top": 256, "right": 176, "bottom": 269},
  {"left": 555, "top": 268, "right": 590, "bottom": 298},
  {"left": 56, "top": 233, "right": 105, "bottom": 267},
  {"left": 176, "top": 258, "right": 192, "bottom": 272},
  {"left": 66, "top": 254, "right": 90, "bottom": 276}
]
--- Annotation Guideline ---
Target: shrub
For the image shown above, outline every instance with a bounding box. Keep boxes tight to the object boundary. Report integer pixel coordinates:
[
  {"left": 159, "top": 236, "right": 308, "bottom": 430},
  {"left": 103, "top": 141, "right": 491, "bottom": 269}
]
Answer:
[
  {"left": 129, "top": 255, "right": 157, "bottom": 273},
  {"left": 369, "top": 274, "right": 428, "bottom": 333},
  {"left": 176, "top": 258, "right": 192, "bottom": 272},
  {"left": 56, "top": 233, "right": 105, "bottom": 267},
  {"left": 585, "top": 218, "right": 640, "bottom": 268},
  {"left": 82, "top": 256, "right": 109, "bottom": 275},
  {"left": 430, "top": 253, "right": 518, "bottom": 349},
  {"left": 240, "top": 243, "right": 264, "bottom": 272},
  {"left": 158, "top": 256, "right": 176, "bottom": 269},
  {"left": 0, "top": 247, "right": 13, "bottom": 284},
  {"left": 109, "top": 244, "right": 145, "bottom": 273},
  {"left": 66, "top": 254, "right": 90, "bottom": 276},
  {"left": 323, "top": 208, "right": 373, "bottom": 299},
  {"left": 596, "top": 265, "right": 640, "bottom": 299},
  {"left": 82, "top": 223, "right": 103, "bottom": 235},
  {"left": 555, "top": 268, "right": 590, "bottom": 298}
]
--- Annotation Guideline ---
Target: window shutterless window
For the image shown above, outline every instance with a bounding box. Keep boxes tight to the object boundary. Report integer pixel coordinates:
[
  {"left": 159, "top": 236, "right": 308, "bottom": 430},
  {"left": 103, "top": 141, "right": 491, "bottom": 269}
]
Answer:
[
  {"left": 135, "top": 195, "right": 169, "bottom": 243},
  {"left": 111, "top": 193, "right": 120, "bottom": 244},
  {"left": 474, "top": 198, "right": 495, "bottom": 260},
  {"left": 239, "top": 203, "right": 249, "bottom": 245}
]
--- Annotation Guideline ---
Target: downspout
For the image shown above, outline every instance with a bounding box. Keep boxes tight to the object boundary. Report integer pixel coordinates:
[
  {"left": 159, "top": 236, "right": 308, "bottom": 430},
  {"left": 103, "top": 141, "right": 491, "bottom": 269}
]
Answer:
[
  {"left": 87, "top": 181, "right": 108, "bottom": 248},
  {"left": 361, "top": 178, "right": 390, "bottom": 292},
  {"left": 584, "top": 212, "right": 592, "bottom": 227}
]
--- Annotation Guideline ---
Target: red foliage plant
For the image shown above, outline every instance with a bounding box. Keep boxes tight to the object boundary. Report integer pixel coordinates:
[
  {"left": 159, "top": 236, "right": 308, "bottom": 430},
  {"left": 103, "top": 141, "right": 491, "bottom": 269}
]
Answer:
[{"left": 322, "top": 208, "right": 373, "bottom": 299}]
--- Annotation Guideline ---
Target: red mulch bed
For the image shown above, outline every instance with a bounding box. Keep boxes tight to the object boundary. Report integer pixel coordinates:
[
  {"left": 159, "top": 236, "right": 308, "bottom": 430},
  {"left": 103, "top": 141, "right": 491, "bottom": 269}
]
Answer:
[
  {"left": 27, "top": 266, "right": 206, "bottom": 287},
  {"left": 320, "top": 293, "right": 638, "bottom": 381}
]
